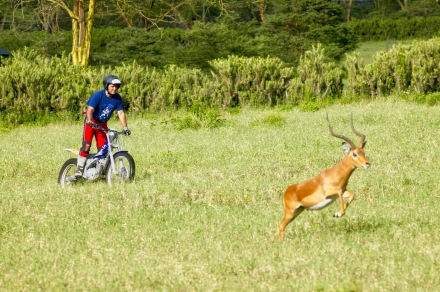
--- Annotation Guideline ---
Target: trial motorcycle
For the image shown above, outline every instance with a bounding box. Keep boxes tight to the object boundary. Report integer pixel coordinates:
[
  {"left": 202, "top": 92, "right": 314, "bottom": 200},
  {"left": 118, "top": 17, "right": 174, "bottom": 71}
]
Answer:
[{"left": 58, "top": 125, "right": 135, "bottom": 187}]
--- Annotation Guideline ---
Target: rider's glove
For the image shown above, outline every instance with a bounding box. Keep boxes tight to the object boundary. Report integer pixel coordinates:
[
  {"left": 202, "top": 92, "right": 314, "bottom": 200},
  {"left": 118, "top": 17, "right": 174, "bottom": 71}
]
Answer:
[
  {"left": 86, "top": 120, "right": 100, "bottom": 129},
  {"left": 122, "top": 127, "right": 131, "bottom": 136}
]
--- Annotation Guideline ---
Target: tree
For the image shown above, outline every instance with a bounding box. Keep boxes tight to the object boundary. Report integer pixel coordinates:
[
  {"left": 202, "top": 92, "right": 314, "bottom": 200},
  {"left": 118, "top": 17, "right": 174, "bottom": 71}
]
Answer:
[
  {"left": 110, "top": 0, "right": 156, "bottom": 29},
  {"left": 108, "top": 0, "right": 224, "bottom": 31},
  {"left": 48, "top": 0, "right": 96, "bottom": 66},
  {"left": 341, "top": 0, "right": 353, "bottom": 21},
  {"left": 256, "top": 0, "right": 356, "bottom": 64},
  {"left": 221, "top": 0, "right": 274, "bottom": 23},
  {"left": 395, "top": 0, "right": 409, "bottom": 11},
  {"left": 35, "top": 0, "right": 62, "bottom": 32}
]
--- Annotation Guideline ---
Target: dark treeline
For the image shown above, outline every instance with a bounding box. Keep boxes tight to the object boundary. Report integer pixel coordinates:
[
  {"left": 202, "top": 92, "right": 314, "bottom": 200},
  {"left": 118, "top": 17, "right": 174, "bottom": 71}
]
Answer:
[
  {"left": 1, "top": 0, "right": 440, "bottom": 69},
  {"left": 2, "top": 0, "right": 439, "bottom": 32}
]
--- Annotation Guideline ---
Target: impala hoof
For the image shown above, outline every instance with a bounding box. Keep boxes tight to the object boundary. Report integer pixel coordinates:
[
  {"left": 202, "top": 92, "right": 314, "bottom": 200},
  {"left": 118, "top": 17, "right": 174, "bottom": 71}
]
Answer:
[{"left": 334, "top": 212, "right": 342, "bottom": 217}]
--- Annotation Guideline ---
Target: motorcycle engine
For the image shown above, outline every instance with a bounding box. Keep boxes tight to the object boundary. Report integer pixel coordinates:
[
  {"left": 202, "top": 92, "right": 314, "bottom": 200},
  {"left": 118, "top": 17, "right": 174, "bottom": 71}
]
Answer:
[
  {"left": 85, "top": 167, "right": 99, "bottom": 180},
  {"left": 85, "top": 158, "right": 106, "bottom": 180}
]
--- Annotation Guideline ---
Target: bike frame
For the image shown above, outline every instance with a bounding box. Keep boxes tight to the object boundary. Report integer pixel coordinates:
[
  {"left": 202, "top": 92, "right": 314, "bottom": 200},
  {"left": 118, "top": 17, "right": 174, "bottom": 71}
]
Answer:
[
  {"left": 105, "top": 129, "right": 128, "bottom": 175},
  {"left": 63, "top": 127, "right": 128, "bottom": 180}
]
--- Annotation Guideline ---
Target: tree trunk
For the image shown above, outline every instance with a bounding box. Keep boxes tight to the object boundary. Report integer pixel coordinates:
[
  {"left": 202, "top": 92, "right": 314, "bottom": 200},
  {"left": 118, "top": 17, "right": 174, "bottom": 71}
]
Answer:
[
  {"left": 342, "top": 0, "right": 353, "bottom": 21},
  {"left": 258, "top": 0, "right": 266, "bottom": 22},
  {"left": 48, "top": 0, "right": 95, "bottom": 67},
  {"left": 395, "top": 0, "right": 408, "bottom": 11},
  {"left": 0, "top": 15, "right": 5, "bottom": 33},
  {"left": 82, "top": 1, "right": 95, "bottom": 67}
]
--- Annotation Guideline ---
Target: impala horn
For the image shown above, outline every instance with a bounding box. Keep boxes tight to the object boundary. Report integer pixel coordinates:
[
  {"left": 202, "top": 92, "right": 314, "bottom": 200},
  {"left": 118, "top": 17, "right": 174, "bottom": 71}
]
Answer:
[
  {"left": 350, "top": 113, "right": 366, "bottom": 148},
  {"left": 326, "top": 114, "right": 356, "bottom": 149}
]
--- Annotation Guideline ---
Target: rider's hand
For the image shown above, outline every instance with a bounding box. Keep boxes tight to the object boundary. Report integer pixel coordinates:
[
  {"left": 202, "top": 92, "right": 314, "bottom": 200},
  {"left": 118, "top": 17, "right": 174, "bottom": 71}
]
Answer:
[
  {"left": 122, "top": 127, "right": 131, "bottom": 136},
  {"left": 86, "top": 120, "right": 100, "bottom": 129}
]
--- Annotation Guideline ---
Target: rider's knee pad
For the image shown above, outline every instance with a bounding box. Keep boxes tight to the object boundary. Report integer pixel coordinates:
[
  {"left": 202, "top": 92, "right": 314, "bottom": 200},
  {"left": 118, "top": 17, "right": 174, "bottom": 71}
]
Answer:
[{"left": 80, "top": 141, "right": 91, "bottom": 154}]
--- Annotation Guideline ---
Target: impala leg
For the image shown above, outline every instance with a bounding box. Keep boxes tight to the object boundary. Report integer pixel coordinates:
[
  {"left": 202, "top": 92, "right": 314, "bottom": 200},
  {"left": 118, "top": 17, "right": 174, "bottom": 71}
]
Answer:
[
  {"left": 324, "top": 188, "right": 345, "bottom": 218},
  {"left": 342, "top": 190, "right": 355, "bottom": 211},
  {"left": 335, "top": 191, "right": 345, "bottom": 217},
  {"left": 276, "top": 205, "right": 304, "bottom": 240}
]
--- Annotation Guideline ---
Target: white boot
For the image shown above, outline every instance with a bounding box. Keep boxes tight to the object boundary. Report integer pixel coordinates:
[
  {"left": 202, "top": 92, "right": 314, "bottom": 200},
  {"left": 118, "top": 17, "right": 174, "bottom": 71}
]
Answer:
[{"left": 75, "top": 156, "right": 87, "bottom": 177}]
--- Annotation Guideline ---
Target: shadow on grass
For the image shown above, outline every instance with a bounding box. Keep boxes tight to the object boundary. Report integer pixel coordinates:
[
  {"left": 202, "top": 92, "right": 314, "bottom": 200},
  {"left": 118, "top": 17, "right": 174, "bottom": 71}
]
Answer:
[
  {"left": 339, "top": 218, "right": 387, "bottom": 234},
  {"left": 285, "top": 214, "right": 399, "bottom": 238}
]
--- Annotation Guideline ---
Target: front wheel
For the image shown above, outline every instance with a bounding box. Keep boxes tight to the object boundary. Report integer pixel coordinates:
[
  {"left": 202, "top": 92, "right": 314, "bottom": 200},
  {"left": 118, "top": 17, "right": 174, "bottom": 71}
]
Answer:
[
  {"left": 105, "top": 152, "right": 135, "bottom": 186},
  {"left": 58, "top": 158, "right": 78, "bottom": 187}
]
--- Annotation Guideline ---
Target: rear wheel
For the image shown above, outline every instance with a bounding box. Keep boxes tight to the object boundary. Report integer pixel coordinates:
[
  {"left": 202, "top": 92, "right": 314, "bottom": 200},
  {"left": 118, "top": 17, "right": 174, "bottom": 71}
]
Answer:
[
  {"left": 58, "top": 158, "right": 78, "bottom": 187},
  {"left": 105, "top": 152, "right": 135, "bottom": 186}
]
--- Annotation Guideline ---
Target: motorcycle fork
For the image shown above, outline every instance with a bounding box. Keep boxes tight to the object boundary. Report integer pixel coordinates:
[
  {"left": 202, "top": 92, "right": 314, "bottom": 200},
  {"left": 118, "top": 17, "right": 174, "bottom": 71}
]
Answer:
[
  {"left": 108, "top": 150, "right": 117, "bottom": 175},
  {"left": 106, "top": 131, "right": 119, "bottom": 175}
]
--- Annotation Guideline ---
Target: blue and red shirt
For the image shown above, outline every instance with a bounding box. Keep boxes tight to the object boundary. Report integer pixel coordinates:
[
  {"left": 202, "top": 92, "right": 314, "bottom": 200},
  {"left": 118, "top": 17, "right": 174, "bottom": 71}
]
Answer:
[{"left": 87, "top": 90, "right": 124, "bottom": 123}]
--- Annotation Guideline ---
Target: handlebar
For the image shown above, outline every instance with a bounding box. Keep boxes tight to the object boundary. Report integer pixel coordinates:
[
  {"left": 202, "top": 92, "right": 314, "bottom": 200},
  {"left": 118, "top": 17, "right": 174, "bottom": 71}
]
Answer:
[
  {"left": 88, "top": 122, "right": 126, "bottom": 136},
  {"left": 83, "top": 112, "right": 128, "bottom": 136}
]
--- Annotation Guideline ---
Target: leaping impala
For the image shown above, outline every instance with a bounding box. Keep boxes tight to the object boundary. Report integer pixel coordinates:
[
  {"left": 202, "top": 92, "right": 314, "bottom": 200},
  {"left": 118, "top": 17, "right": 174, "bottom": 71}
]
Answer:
[{"left": 276, "top": 114, "right": 370, "bottom": 240}]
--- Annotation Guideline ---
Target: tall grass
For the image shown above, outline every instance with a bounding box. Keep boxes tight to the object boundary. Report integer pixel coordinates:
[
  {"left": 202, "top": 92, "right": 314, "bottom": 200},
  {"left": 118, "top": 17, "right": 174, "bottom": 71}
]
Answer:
[{"left": 1, "top": 101, "right": 440, "bottom": 291}]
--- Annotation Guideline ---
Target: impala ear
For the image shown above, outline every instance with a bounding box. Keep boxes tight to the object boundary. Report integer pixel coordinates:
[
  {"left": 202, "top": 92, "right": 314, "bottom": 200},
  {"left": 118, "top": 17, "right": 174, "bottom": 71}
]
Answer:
[
  {"left": 341, "top": 142, "right": 351, "bottom": 154},
  {"left": 362, "top": 141, "right": 367, "bottom": 149}
]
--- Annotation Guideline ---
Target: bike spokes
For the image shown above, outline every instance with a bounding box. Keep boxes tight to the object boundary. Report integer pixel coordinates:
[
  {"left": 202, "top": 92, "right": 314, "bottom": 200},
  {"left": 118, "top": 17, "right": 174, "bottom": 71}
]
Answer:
[{"left": 106, "top": 152, "right": 135, "bottom": 186}]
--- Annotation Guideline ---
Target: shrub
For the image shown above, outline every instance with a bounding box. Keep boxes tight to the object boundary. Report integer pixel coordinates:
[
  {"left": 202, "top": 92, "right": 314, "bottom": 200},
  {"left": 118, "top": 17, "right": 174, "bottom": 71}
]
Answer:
[
  {"left": 209, "top": 55, "right": 295, "bottom": 107},
  {"left": 287, "top": 44, "right": 344, "bottom": 103},
  {"left": 344, "top": 38, "right": 440, "bottom": 97},
  {"left": 343, "top": 16, "right": 440, "bottom": 41}
]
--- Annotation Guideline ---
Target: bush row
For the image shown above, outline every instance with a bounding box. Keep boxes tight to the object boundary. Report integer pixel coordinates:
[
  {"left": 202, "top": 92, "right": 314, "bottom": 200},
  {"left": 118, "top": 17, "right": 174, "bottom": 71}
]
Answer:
[
  {"left": 345, "top": 38, "right": 440, "bottom": 97},
  {"left": 342, "top": 16, "right": 440, "bottom": 41},
  {"left": 0, "top": 46, "right": 342, "bottom": 125},
  {"left": 1, "top": 38, "right": 440, "bottom": 125}
]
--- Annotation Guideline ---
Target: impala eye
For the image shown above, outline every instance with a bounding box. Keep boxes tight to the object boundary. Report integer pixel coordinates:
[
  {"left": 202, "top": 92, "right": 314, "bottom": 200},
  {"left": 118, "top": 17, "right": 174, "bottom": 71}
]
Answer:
[{"left": 353, "top": 152, "right": 358, "bottom": 158}]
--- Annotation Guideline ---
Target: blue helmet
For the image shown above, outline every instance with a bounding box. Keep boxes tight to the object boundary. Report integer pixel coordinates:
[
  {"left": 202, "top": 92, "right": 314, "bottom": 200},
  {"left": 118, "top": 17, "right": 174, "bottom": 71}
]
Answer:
[{"left": 103, "top": 74, "right": 121, "bottom": 90}]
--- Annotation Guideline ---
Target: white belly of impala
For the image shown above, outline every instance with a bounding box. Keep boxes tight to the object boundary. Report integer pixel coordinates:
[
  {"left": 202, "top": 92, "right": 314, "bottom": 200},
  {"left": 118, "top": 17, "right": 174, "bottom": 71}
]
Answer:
[{"left": 307, "top": 195, "right": 338, "bottom": 211}]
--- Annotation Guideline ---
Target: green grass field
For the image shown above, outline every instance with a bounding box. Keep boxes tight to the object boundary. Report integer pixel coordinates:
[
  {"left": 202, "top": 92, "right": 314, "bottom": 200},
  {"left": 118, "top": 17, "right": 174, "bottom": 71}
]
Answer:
[{"left": 1, "top": 100, "right": 439, "bottom": 291}]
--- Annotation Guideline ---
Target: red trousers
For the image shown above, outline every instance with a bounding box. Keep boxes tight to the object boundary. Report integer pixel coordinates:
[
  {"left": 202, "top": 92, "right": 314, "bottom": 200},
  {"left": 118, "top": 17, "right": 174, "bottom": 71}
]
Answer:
[{"left": 79, "top": 119, "right": 108, "bottom": 157}]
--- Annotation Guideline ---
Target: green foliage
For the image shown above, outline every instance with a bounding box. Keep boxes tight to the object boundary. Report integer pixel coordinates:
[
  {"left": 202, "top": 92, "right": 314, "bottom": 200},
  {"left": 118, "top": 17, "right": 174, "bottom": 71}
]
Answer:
[
  {"left": 188, "top": 100, "right": 224, "bottom": 128},
  {"left": 175, "top": 21, "right": 259, "bottom": 70},
  {"left": 299, "top": 101, "right": 324, "bottom": 112},
  {"left": 89, "top": 28, "right": 153, "bottom": 67},
  {"left": 258, "top": 0, "right": 357, "bottom": 65},
  {"left": 3, "top": 0, "right": 440, "bottom": 73},
  {"left": 87, "top": 1, "right": 357, "bottom": 69},
  {"left": 343, "top": 16, "right": 440, "bottom": 42},
  {"left": 174, "top": 115, "right": 202, "bottom": 130},
  {"left": 251, "top": 113, "right": 287, "bottom": 127},
  {"left": 287, "top": 44, "right": 344, "bottom": 104},
  {"left": 262, "top": 114, "right": 286, "bottom": 126},
  {"left": 426, "top": 92, "right": 440, "bottom": 106},
  {"left": 3, "top": 37, "right": 440, "bottom": 127},
  {"left": 0, "top": 30, "right": 71, "bottom": 57},
  {"left": 1, "top": 51, "right": 299, "bottom": 125},
  {"left": 0, "top": 48, "right": 95, "bottom": 125},
  {"left": 209, "top": 55, "right": 295, "bottom": 107},
  {"left": 90, "top": 21, "right": 259, "bottom": 69},
  {"left": 399, "top": 91, "right": 440, "bottom": 106},
  {"left": 173, "top": 100, "right": 225, "bottom": 130},
  {"left": 344, "top": 38, "right": 440, "bottom": 97},
  {"left": 1, "top": 0, "right": 358, "bottom": 69}
]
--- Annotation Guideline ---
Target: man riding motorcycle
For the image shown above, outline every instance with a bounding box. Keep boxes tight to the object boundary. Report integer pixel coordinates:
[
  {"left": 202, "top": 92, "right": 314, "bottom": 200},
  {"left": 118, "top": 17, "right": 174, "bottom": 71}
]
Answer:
[{"left": 75, "top": 74, "right": 131, "bottom": 177}]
